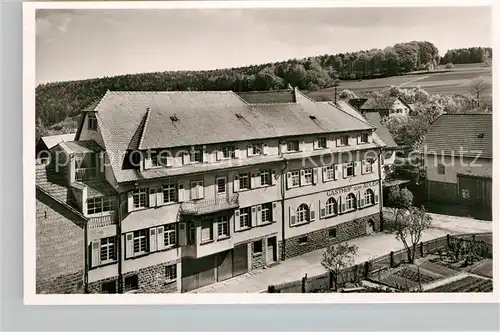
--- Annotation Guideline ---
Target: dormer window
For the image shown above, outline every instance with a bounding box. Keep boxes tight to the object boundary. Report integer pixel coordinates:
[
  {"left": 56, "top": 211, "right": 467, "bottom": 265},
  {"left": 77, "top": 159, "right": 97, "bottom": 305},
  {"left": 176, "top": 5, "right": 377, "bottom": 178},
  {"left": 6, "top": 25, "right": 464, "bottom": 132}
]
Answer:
[
  {"left": 88, "top": 112, "right": 97, "bottom": 131},
  {"left": 189, "top": 146, "right": 203, "bottom": 163},
  {"left": 286, "top": 140, "right": 299, "bottom": 152},
  {"left": 151, "top": 150, "right": 170, "bottom": 167},
  {"left": 360, "top": 133, "right": 369, "bottom": 144},
  {"left": 337, "top": 135, "right": 349, "bottom": 147}
]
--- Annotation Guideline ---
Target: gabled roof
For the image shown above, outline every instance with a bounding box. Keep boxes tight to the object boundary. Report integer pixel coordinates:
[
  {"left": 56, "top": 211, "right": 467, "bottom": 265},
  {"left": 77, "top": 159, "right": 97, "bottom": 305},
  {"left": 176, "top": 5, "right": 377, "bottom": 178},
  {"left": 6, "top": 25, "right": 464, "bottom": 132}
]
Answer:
[
  {"left": 39, "top": 133, "right": 75, "bottom": 150},
  {"left": 57, "top": 140, "right": 104, "bottom": 155},
  {"left": 236, "top": 90, "right": 295, "bottom": 104},
  {"left": 359, "top": 96, "right": 412, "bottom": 111},
  {"left": 364, "top": 112, "right": 398, "bottom": 149},
  {"left": 423, "top": 114, "right": 492, "bottom": 158},
  {"left": 84, "top": 89, "right": 375, "bottom": 183}
]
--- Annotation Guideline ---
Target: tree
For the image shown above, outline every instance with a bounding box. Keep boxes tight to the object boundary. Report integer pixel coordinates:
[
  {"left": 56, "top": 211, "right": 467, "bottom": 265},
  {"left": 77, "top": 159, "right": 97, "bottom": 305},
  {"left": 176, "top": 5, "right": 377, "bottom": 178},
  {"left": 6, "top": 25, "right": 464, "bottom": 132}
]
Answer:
[
  {"left": 386, "top": 186, "right": 414, "bottom": 220},
  {"left": 392, "top": 206, "right": 432, "bottom": 263},
  {"left": 321, "top": 243, "right": 358, "bottom": 291},
  {"left": 470, "top": 77, "right": 487, "bottom": 107},
  {"left": 339, "top": 89, "right": 358, "bottom": 100},
  {"left": 445, "top": 62, "right": 454, "bottom": 71}
]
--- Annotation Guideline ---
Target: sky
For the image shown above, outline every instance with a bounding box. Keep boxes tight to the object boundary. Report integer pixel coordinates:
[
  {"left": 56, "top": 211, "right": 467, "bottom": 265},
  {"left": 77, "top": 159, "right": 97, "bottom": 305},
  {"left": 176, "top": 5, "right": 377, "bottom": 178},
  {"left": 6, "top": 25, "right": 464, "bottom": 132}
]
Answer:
[{"left": 35, "top": 6, "right": 492, "bottom": 85}]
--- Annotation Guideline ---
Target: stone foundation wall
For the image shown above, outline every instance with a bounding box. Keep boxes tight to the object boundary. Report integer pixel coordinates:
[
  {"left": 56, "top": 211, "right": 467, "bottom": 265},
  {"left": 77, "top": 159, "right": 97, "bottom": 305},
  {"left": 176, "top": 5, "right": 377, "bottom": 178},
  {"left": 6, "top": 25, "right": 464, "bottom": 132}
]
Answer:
[
  {"left": 281, "top": 213, "right": 381, "bottom": 260},
  {"left": 88, "top": 276, "right": 119, "bottom": 293},
  {"left": 36, "top": 271, "right": 84, "bottom": 294},
  {"left": 251, "top": 238, "right": 267, "bottom": 270},
  {"left": 122, "top": 260, "right": 179, "bottom": 294}
]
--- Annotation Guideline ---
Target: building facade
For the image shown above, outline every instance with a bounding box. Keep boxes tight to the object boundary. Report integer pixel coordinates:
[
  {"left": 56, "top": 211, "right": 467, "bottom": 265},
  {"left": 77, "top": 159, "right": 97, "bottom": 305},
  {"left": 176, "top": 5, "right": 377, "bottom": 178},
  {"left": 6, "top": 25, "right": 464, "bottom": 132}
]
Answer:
[{"left": 36, "top": 88, "right": 386, "bottom": 294}]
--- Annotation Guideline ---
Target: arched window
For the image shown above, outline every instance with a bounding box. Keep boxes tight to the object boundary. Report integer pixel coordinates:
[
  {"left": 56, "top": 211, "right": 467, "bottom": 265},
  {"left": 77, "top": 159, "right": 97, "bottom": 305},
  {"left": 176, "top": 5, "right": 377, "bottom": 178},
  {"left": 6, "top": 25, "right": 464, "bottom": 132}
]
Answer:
[
  {"left": 326, "top": 197, "right": 337, "bottom": 216},
  {"left": 297, "top": 204, "right": 310, "bottom": 223},
  {"left": 346, "top": 193, "right": 357, "bottom": 210},
  {"left": 364, "top": 189, "right": 375, "bottom": 205}
]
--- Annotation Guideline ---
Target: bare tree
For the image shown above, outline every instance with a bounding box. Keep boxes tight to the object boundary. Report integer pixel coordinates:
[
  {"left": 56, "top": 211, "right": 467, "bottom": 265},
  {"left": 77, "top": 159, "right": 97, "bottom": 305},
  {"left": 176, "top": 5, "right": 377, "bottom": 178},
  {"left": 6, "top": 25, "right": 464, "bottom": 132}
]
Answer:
[
  {"left": 321, "top": 243, "right": 358, "bottom": 291},
  {"left": 470, "top": 77, "right": 487, "bottom": 107},
  {"left": 392, "top": 206, "right": 432, "bottom": 263}
]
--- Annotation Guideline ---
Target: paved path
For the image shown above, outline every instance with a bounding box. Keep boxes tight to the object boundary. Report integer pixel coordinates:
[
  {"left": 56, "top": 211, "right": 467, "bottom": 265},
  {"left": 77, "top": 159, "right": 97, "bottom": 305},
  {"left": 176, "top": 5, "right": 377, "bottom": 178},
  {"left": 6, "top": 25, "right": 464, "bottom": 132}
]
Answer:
[{"left": 190, "top": 213, "right": 491, "bottom": 293}]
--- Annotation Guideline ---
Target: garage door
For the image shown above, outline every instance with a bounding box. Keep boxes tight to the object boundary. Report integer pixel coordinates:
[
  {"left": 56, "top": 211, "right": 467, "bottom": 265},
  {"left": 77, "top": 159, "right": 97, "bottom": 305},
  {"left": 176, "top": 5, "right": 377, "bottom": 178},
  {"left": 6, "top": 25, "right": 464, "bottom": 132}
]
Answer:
[
  {"left": 458, "top": 175, "right": 492, "bottom": 207},
  {"left": 233, "top": 244, "right": 248, "bottom": 277},
  {"left": 181, "top": 255, "right": 216, "bottom": 292}
]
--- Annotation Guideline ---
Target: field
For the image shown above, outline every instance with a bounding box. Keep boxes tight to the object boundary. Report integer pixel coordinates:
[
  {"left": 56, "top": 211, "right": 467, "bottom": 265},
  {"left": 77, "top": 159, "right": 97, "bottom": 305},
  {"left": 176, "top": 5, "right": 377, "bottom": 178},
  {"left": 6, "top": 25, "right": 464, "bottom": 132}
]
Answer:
[{"left": 309, "top": 64, "right": 492, "bottom": 100}]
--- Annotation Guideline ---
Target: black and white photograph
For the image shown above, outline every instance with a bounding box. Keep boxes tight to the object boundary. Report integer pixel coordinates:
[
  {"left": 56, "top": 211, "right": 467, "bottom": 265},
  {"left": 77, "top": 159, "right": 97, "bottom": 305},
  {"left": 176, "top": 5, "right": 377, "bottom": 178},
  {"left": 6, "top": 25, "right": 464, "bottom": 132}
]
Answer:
[{"left": 25, "top": 0, "right": 496, "bottom": 303}]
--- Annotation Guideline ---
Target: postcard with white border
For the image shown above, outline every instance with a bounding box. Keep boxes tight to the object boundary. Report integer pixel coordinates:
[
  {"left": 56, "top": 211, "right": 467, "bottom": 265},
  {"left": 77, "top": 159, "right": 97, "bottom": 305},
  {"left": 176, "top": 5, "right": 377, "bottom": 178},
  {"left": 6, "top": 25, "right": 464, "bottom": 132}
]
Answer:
[{"left": 24, "top": 0, "right": 499, "bottom": 305}]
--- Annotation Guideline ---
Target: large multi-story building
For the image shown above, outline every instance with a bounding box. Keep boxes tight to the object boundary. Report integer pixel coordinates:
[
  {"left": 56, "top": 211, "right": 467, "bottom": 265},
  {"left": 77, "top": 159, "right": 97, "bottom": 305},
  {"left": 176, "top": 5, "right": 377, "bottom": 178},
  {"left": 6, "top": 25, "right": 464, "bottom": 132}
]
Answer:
[{"left": 36, "top": 88, "right": 386, "bottom": 294}]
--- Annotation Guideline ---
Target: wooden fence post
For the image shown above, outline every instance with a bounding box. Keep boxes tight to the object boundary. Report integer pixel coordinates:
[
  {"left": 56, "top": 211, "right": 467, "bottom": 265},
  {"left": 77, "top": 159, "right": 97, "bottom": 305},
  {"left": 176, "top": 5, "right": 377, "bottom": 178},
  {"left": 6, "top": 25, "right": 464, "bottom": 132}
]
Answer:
[
  {"left": 390, "top": 251, "right": 394, "bottom": 268},
  {"left": 420, "top": 242, "right": 424, "bottom": 257}
]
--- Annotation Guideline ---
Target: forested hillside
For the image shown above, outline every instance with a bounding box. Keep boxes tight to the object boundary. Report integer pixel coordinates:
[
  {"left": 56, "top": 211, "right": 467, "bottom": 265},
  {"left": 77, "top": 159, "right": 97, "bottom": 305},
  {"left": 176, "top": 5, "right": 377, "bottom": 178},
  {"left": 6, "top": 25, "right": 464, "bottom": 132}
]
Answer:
[
  {"left": 36, "top": 40, "right": 441, "bottom": 137},
  {"left": 440, "top": 47, "right": 492, "bottom": 65}
]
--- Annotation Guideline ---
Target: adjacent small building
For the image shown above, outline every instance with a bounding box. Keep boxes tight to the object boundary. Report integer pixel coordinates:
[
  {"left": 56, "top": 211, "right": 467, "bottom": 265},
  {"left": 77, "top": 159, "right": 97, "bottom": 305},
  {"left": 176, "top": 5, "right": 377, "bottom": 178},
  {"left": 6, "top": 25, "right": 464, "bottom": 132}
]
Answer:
[
  {"left": 349, "top": 96, "right": 413, "bottom": 117},
  {"left": 423, "top": 114, "right": 492, "bottom": 213},
  {"left": 36, "top": 133, "right": 76, "bottom": 163}
]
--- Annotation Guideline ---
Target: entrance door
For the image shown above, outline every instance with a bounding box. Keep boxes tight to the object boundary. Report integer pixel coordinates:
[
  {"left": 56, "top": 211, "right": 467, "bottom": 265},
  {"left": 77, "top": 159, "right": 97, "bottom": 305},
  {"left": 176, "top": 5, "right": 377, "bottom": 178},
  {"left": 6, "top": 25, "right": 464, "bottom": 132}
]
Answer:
[
  {"left": 233, "top": 244, "right": 248, "bottom": 277},
  {"left": 217, "top": 250, "right": 233, "bottom": 282},
  {"left": 266, "top": 237, "right": 277, "bottom": 264},
  {"left": 457, "top": 175, "right": 491, "bottom": 207},
  {"left": 366, "top": 219, "right": 375, "bottom": 235}
]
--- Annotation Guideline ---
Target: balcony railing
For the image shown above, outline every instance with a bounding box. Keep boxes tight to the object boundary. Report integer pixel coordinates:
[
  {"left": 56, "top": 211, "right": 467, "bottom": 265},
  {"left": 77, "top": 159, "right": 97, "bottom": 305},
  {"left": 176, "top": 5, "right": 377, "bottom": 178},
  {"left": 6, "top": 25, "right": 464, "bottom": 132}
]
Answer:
[
  {"left": 180, "top": 193, "right": 239, "bottom": 215},
  {"left": 88, "top": 211, "right": 117, "bottom": 229},
  {"left": 75, "top": 167, "right": 96, "bottom": 182}
]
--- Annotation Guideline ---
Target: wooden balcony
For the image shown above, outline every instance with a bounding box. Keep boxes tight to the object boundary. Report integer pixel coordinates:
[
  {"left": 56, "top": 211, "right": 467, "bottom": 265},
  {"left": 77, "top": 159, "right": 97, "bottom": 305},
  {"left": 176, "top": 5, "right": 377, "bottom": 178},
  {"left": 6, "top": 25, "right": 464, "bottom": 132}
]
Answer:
[
  {"left": 75, "top": 167, "right": 96, "bottom": 182},
  {"left": 180, "top": 193, "right": 239, "bottom": 215},
  {"left": 88, "top": 211, "right": 117, "bottom": 229}
]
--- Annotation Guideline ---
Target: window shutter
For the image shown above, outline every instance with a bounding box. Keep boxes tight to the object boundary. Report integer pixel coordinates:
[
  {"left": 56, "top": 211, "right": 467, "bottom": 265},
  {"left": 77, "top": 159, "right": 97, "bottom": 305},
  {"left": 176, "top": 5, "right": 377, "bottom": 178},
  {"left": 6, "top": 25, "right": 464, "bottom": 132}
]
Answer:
[
  {"left": 300, "top": 140, "right": 305, "bottom": 151},
  {"left": 271, "top": 169, "right": 276, "bottom": 185},
  {"left": 313, "top": 138, "right": 318, "bottom": 150},
  {"left": 280, "top": 142, "right": 287, "bottom": 154},
  {"left": 178, "top": 183, "right": 185, "bottom": 202},
  {"left": 156, "top": 189, "right": 163, "bottom": 206},
  {"left": 91, "top": 240, "right": 101, "bottom": 268},
  {"left": 149, "top": 228, "right": 157, "bottom": 252},
  {"left": 182, "top": 152, "right": 190, "bottom": 165},
  {"left": 375, "top": 193, "right": 379, "bottom": 204},
  {"left": 357, "top": 135, "right": 361, "bottom": 145},
  {"left": 334, "top": 164, "right": 339, "bottom": 180},
  {"left": 309, "top": 202, "right": 315, "bottom": 221},
  {"left": 336, "top": 138, "right": 341, "bottom": 147},
  {"left": 272, "top": 202, "right": 278, "bottom": 222},
  {"left": 338, "top": 196, "right": 344, "bottom": 214},
  {"left": 234, "top": 210, "right": 241, "bottom": 232},
  {"left": 319, "top": 200, "right": 326, "bottom": 219},
  {"left": 251, "top": 206, "right": 257, "bottom": 227},
  {"left": 198, "top": 181, "right": 204, "bottom": 199},
  {"left": 300, "top": 170, "right": 306, "bottom": 185},
  {"left": 256, "top": 171, "right": 261, "bottom": 187},
  {"left": 360, "top": 196, "right": 365, "bottom": 209},
  {"left": 342, "top": 164, "right": 347, "bottom": 178},
  {"left": 289, "top": 206, "right": 296, "bottom": 227},
  {"left": 247, "top": 145, "right": 252, "bottom": 157},
  {"left": 178, "top": 222, "right": 187, "bottom": 246},
  {"left": 286, "top": 172, "right": 293, "bottom": 189},
  {"left": 190, "top": 182, "right": 197, "bottom": 200},
  {"left": 256, "top": 205, "right": 262, "bottom": 226},
  {"left": 156, "top": 226, "right": 165, "bottom": 251},
  {"left": 357, "top": 192, "right": 361, "bottom": 210},
  {"left": 312, "top": 168, "right": 318, "bottom": 185},
  {"left": 263, "top": 143, "right": 268, "bottom": 155},
  {"left": 251, "top": 172, "right": 258, "bottom": 188},
  {"left": 361, "top": 160, "right": 366, "bottom": 175},
  {"left": 354, "top": 162, "right": 358, "bottom": 176},
  {"left": 216, "top": 149, "right": 224, "bottom": 160},
  {"left": 127, "top": 191, "right": 134, "bottom": 213},
  {"left": 202, "top": 145, "right": 208, "bottom": 163},
  {"left": 166, "top": 154, "right": 173, "bottom": 167},
  {"left": 125, "top": 233, "right": 134, "bottom": 259},
  {"left": 322, "top": 167, "right": 327, "bottom": 182},
  {"left": 144, "top": 156, "right": 152, "bottom": 170},
  {"left": 149, "top": 188, "right": 157, "bottom": 207},
  {"left": 233, "top": 174, "right": 240, "bottom": 192}
]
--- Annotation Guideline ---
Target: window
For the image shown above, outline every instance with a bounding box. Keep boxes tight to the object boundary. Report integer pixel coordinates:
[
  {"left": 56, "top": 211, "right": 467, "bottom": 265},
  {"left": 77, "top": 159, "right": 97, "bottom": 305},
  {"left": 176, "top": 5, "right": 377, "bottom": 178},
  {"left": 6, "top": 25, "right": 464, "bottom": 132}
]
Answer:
[
  {"left": 250, "top": 143, "right": 264, "bottom": 156},
  {"left": 324, "top": 165, "right": 335, "bottom": 181},
  {"left": 133, "top": 189, "right": 148, "bottom": 209},
  {"left": 222, "top": 145, "right": 236, "bottom": 159},
  {"left": 303, "top": 169, "right": 313, "bottom": 185},
  {"left": 297, "top": 204, "right": 310, "bottom": 223},
  {"left": 164, "top": 224, "right": 177, "bottom": 247},
  {"left": 239, "top": 207, "right": 251, "bottom": 229},
  {"left": 364, "top": 189, "right": 375, "bottom": 205},
  {"left": 163, "top": 184, "right": 177, "bottom": 203},
  {"left": 190, "top": 146, "right": 203, "bottom": 163},
  {"left": 165, "top": 264, "right": 177, "bottom": 283},
  {"left": 260, "top": 170, "right": 271, "bottom": 186},
  {"left": 338, "top": 135, "right": 349, "bottom": 146},
  {"left": 298, "top": 236, "right": 308, "bottom": 245},
  {"left": 328, "top": 229, "right": 337, "bottom": 238},
  {"left": 461, "top": 189, "right": 470, "bottom": 199},
  {"left": 239, "top": 172, "right": 250, "bottom": 190},
  {"left": 87, "top": 196, "right": 115, "bottom": 215},
  {"left": 346, "top": 162, "right": 355, "bottom": 177},
  {"left": 253, "top": 240, "right": 263, "bottom": 254},
  {"left": 287, "top": 140, "right": 299, "bottom": 152},
  {"left": 364, "top": 159, "right": 374, "bottom": 173},
  {"left": 326, "top": 197, "right": 337, "bottom": 216},
  {"left": 201, "top": 220, "right": 213, "bottom": 243},
  {"left": 438, "top": 164, "right": 446, "bottom": 175},
  {"left": 190, "top": 180, "right": 204, "bottom": 200},
  {"left": 133, "top": 229, "right": 148, "bottom": 254},
  {"left": 216, "top": 177, "right": 226, "bottom": 195},
  {"left": 217, "top": 215, "right": 229, "bottom": 238},
  {"left": 261, "top": 203, "right": 272, "bottom": 223},
  {"left": 88, "top": 112, "right": 97, "bottom": 131},
  {"left": 101, "top": 280, "right": 116, "bottom": 294},
  {"left": 317, "top": 137, "right": 327, "bottom": 149},
  {"left": 290, "top": 171, "right": 300, "bottom": 187},
  {"left": 124, "top": 275, "right": 138, "bottom": 292},
  {"left": 100, "top": 236, "right": 116, "bottom": 262},
  {"left": 360, "top": 133, "right": 369, "bottom": 143},
  {"left": 151, "top": 150, "right": 169, "bottom": 167},
  {"left": 346, "top": 193, "right": 357, "bottom": 211},
  {"left": 188, "top": 223, "right": 196, "bottom": 245}
]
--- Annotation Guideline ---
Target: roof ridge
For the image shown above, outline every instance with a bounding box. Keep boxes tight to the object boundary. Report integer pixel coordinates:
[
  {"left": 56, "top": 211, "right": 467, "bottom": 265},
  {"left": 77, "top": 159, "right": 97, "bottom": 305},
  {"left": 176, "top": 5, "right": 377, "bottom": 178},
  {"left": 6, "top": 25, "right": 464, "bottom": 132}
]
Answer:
[
  {"left": 236, "top": 89, "right": 294, "bottom": 94},
  {"left": 329, "top": 102, "right": 374, "bottom": 128},
  {"left": 36, "top": 186, "right": 87, "bottom": 221}
]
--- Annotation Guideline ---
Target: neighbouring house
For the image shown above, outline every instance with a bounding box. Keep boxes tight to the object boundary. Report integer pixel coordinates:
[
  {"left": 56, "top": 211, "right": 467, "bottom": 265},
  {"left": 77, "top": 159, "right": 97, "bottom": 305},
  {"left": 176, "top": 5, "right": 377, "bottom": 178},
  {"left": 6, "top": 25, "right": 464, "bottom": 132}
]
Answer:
[
  {"left": 422, "top": 114, "right": 492, "bottom": 214},
  {"left": 349, "top": 96, "right": 413, "bottom": 117},
  {"left": 36, "top": 133, "right": 76, "bottom": 163},
  {"left": 36, "top": 87, "right": 386, "bottom": 294}
]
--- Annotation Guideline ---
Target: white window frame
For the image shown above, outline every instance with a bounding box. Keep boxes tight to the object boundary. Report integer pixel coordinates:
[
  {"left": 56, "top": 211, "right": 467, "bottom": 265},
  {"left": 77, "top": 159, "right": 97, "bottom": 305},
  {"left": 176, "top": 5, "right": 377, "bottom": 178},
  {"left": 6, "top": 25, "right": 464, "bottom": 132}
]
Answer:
[
  {"left": 151, "top": 150, "right": 170, "bottom": 167},
  {"left": 164, "top": 224, "right": 177, "bottom": 248},
  {"left": 222, "top": 145, "right": 236, "bottom": 159},
  {"left": 200, "top": 220, "right": 213, "bottom": 243},
  {"left": 326, "top": 197, "right": 337, "bottom": 216},
  {"left": 189, "top": 146, "right": 203, "bottom": 163},
  {"left": 261, "top": 203, "right": 272, "bottom": 223},
  {"left": 346, "top": 162, "right": 355, "bottom": 177},
  {"left": 216, "top": 177, "right": 226, "bottom": 195},
  {"left": 165, "top": 264, "right": 177, "bottom": 283},
  {"left": 297, "top": 204, "right": 310, "bottom": 224},
  {"left": 250, "top": 143, "right": 264, "bottom": 156},
  {"left": 190, "top": 180, "right": 204, "bottom": 200},
  {"left": 217, "top": 215, "right": 229, "bottom": 238},
  {"left": 163, "top": 184, "right": 177, "bottom": 203},
  {"left": 303, "top": 169, "right": 313, "bottom": 185},
  {"left": 239, "top": 207, "right": 251, "bottom": 229},
  {"left": 132, "top": 189, "right": 148, "bottom": 209},
  {"left": 317, "top": 137, "right": 327, "bottom": 149},
  {"left": 338, "top": 135, "right": 349, "bottom": 146},
  {"left": 239, "top": 172, "right": 251, "bottom": 190},
  {"left": 325, "top": 165, "right": 335, "bottom": 181},
  {"left": 87, "top": 196, "right": 115, "bottom": 215},
  {"left": 260, "top": 170, "right": 271, "bottom": 186},
  {"left": 88, "top": 112, "right": 97, "bottom": 131},
  {"left": 360, "top": 133, "right": 369, "bottom": 144},
  {"left": 100, "top": 236, "right": 116, "bottom": 263},
  {"left": 346, "top": 193, "right": 357, "bottom": 211},
  {"left": 364, "top": 189, "right": 375, "bottom": 206},
  {"left": 133, "top": 229, "right": 148, "bottom": 255},
  {"left": 286, "top": 140, "right": 300, "bottom": 152},
  {"left": 364, "top": 159, "right": 374, "bottom": 173},
  {"left": 290, "top": 171, "right": 300, "bottom": 187}
]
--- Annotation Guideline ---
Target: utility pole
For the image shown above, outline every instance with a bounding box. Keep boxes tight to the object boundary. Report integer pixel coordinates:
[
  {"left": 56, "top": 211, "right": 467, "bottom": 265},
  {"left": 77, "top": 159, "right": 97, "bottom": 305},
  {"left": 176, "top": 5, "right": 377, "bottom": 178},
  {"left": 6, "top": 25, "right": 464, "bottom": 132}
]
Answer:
[{"left": 333, "top": 80, "right": 340, "bottom": 105}]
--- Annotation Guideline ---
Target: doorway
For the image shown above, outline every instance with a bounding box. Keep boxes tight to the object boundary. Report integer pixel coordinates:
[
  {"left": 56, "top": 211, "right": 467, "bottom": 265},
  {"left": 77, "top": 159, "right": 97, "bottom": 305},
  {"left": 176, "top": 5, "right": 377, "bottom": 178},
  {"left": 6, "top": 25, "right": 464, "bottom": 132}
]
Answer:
[{"left": 267, "top": 237, "right": 277, "bottom": 264}]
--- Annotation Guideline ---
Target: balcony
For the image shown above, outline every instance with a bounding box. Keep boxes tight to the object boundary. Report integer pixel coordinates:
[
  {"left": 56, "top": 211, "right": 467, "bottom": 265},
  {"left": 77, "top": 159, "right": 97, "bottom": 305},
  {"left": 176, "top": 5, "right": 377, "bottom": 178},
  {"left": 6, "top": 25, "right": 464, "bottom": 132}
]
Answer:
[
  {"left": 180, "top": 193, "right": 239, "bottom": 215},
  {"left": 88, "top": 211, "right": 118, "bottom": 229},
  {"left": 75, "top": 167, "right": 96, "bottom": 182}
]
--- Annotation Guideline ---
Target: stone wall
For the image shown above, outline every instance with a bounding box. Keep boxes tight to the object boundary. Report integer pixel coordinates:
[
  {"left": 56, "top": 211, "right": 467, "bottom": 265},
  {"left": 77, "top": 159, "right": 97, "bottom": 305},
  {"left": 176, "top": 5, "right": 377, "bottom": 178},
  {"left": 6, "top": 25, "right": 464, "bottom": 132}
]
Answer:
[
  {"left": 36, "top": 190, "right": 86, "bottom": 294},
  {"left": 280, "top": 213, "right": 381, "bottom": 260},
  {"left": 88, "top": 276, "right": 119, "bottom": 293},
  {"left": 122, "top": 260, "right": 179, "bottom": 294},
  {"left": 251, "top": 238, "right": 267, "bottom": 270}
]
